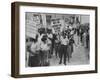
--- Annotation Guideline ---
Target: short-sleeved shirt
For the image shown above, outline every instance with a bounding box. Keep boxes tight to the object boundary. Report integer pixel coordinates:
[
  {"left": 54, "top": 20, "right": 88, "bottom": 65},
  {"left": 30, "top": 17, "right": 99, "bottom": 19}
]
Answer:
[
  {"left": 40, "top": 41, "right": 50, "bottom": 51},
  {"left": 60, "top": 36, "right": 69, "bottom": 45},
  {"left": 31, "top": 42, "right": 40, "bottom": 53},
  {"left": 47, "top": 33, "right": 53, "bottom": 39}
]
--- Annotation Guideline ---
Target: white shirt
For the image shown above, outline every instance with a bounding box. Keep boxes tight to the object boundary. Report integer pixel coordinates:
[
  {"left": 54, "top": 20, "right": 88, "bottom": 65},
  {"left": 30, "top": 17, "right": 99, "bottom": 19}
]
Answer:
[
  {"left": 69, "top": 26, "right": 72, "bottom": 30},
  {"left": 47, "top": 33, "right": 53, "bottom": 39},
  {"left": 55, "top": 35, "right": 60, "bottom": 43},
  {"left": 38, "top": 34, "right": 44, "bottom": 44},
  {"left": 60, "top": 36, "right": 69, "bottom": 45},
  {"left": 47, "top": 38, "right": 52, "bottom": 45},
  {"left": 70, "top": 30, "right": 74, "bottom": 35},
  {"left": 31, "top": 42, "right": 40, "bottom": 53},
  {"left": 40, "top": 41, "right": 50, "bottom": 51},
  {"left": 52, "top": 28, "right": 55, "bottom": 34}
]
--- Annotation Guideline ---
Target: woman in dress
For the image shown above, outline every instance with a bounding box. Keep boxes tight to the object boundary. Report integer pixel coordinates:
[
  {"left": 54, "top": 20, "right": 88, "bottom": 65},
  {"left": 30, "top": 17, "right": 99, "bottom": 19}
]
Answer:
[
  {"left": 28, "top": 35, "right": 40, "bottom": 67},
  {"left": 40, "top": 34, "right": 50, "bottom": 66}
]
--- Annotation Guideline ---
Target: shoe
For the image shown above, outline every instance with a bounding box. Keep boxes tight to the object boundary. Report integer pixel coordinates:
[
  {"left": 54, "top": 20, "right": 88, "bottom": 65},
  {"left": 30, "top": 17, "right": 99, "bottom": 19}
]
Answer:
[
  {"left": 59, "top": 61, "right": 62, "bottom": 64},
  {"left": 64, "top": 63, "right": 67, "bottom": 65}
]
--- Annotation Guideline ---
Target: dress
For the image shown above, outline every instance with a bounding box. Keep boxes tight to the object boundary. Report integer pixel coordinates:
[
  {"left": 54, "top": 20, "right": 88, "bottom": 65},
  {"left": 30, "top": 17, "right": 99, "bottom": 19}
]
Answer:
[
  {"left": 28, "top": 42, "right": 40, "bottom": 67},
  {"left": 40, "top": 41, "right": 50, "bottom": 66}
]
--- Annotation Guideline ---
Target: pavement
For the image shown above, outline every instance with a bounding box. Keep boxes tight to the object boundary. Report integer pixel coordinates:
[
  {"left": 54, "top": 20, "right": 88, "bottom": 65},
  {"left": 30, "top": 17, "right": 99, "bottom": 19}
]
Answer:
[{"left": 49, "top": 34, "right": 90, "bottom": 66}]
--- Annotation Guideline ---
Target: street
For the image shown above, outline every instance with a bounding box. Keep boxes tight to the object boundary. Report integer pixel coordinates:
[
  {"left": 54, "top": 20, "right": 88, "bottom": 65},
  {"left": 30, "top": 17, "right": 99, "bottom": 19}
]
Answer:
[{"left": 49, "top": 34, "right": 89, "bottom": 66}]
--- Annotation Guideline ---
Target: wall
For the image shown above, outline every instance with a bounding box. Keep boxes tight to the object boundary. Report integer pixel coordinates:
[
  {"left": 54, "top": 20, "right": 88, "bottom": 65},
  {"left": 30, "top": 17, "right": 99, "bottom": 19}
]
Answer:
[{"left": 0, "top": 0, "right": 100, "bottom": 80}]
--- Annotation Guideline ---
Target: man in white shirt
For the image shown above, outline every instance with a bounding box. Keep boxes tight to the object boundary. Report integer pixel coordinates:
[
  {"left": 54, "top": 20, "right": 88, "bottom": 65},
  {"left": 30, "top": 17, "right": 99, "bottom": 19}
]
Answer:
[{"left": 59, "top": 33, "right": 69, "bottom": 65}]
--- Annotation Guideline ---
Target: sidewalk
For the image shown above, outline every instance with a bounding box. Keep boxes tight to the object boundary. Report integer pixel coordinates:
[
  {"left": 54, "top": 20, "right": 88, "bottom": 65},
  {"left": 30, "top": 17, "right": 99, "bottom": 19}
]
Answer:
[{"left": 49, "top": 34, "right": 89, "bottom": 66}]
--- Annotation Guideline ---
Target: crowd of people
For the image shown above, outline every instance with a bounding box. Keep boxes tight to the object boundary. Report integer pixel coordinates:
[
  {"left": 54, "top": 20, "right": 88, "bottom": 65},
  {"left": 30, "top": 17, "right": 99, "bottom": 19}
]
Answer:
[{"left": 26, "top": 22, "right": 90, "bottom": 67}]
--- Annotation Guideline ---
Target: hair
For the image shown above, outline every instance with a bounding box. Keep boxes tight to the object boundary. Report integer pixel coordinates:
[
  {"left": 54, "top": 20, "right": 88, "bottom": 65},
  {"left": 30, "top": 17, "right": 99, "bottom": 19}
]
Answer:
[
  {"left": 36, "top": 34, "right": 38, "bottom": 41},
  {"left": 26, "top": 38, "right": 28, "bottom": 42},
  {"left": 61, "top": 31, "right": 66, "bottom": 39},
  {"left": 41, "top": 35, "right": 47, "bottom": 43},
  {"left": 29, "top": 34, "right": 38, "bottom": 43},
  {"left": 29, "top": 38, "right": 36, "bottom": 42}
]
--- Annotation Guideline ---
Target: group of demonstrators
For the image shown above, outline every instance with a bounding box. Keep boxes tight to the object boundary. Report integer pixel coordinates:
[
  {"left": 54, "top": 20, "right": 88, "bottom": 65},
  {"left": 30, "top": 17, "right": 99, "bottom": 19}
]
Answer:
[
  {"left": 76, "top": 23, "right": 90, "bottom": 49},
  {"left": 26, "top": 22, "right": 90, "bottom": 67}
]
